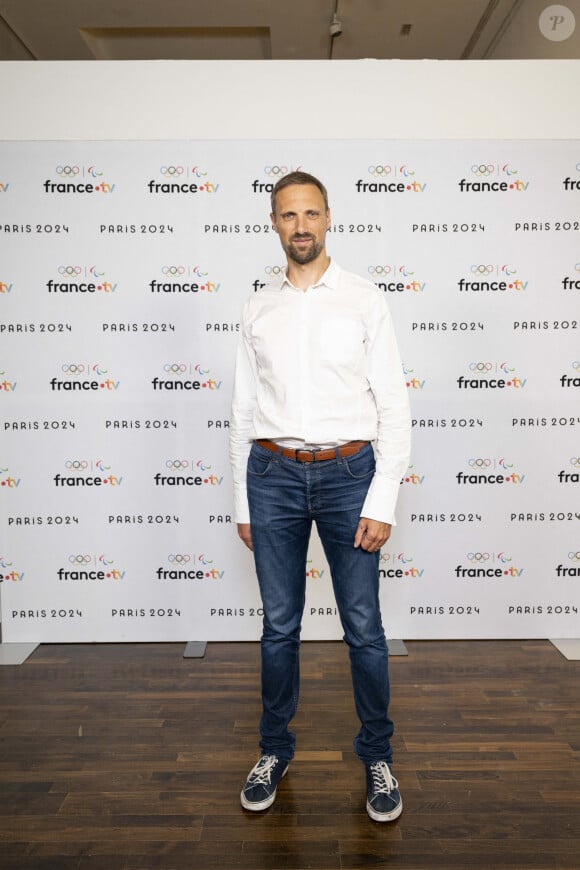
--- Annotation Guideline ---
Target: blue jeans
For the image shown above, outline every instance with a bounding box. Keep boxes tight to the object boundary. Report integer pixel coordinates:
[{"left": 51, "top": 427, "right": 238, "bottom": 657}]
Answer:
[{"left": 247, "top": 441, "right": 394, "bottom": 765}]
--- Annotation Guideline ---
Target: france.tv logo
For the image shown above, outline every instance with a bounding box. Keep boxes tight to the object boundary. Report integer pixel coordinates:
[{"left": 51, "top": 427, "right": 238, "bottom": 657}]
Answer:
[
  {"left": 459, "top": 163, "right": 529, "bottom": 192},
  {"left": 400, "top": 464, "right": 425, "bottom": 486},
  {"left": 50, "top": 363, "right": 120, "bottom": 392},
  {"left": 457, "top": 361, "right": 527, "bottom": 390},
  {"left": 148, "top": 165, "right": 220, "bottom": 193},
  {"left": 456, "top": 457, "right": 526, "bottom": 485},
  {"left": 455, "top": 551, "right": 524, "bottom": 578},
  {"left": 58, "top": 554, "right": 126, "bottom": 580},
  {"left": 368, "top": 264, "right": 426, "bottom": 293},
  {"left": 356, "top": 164, "right": 427, "bottom": 193},
  {"left": 403, "top": 365, "right": 426, "bottom": 390},
  {"left": 150, "top": 265, "right": 220, "bottom": 294},
  {"left": 379, "top": 551, "right": 424, "bottom": 578},
  {"left": 156, "top": 553, "right": 224, "bottom": 580},
  {"left": 0, "top": 467, "right": 21, "bottom": 490},
  {"left": 53, "top": 459, "right": 123, "bottom": 488},
  {"left": 0, "top": 370, "right": 17, "bottom": 392},
  {"left": 154, "top": 459, "right": 223, "bottom": 487},
  {"left": 458, "top": 264, "right": 528, "bottom": 293},
  {"left": 0, "top": 557, "right": 24, "bottom": 583},
  {"left": 152, "top": 363, "right": 222, "bottom": 392},
  {"left": 47, "top": 265, "right": 117, "bottom": 294},
  {"left": 44, "top": 165, "right": 116, "bottom": 194}
]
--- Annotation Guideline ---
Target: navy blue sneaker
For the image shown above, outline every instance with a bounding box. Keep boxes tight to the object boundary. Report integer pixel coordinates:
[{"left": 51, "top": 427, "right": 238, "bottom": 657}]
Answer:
[
  {"left": 365, "top": 761, "right": 403, "bottom": 822},
  {"left": 240, "top": 754, "right": 289, "bottom": 811}
]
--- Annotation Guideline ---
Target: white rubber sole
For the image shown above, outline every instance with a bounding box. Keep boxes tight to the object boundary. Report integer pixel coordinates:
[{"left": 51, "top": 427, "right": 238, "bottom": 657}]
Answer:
[
  {"left": 366, "top": 797, "right": 403, "bottom": 822},
  {"left": 240, "top": 764, "right": 289, "bottom": 811}
]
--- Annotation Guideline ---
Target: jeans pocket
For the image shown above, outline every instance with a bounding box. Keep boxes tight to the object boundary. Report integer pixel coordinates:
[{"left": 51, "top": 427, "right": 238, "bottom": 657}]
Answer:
[
  {"left": 247, "top": 446, "right": 276, "bottom": 477},
  {"left": 341, "top": 446, "right": 375, "bottom": 480}
]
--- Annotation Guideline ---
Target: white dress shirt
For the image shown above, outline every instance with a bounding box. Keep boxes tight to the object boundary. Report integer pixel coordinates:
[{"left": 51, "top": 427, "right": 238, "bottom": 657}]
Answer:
[{"left": 229, "top": 260, "right": 411, "bottom": 525}]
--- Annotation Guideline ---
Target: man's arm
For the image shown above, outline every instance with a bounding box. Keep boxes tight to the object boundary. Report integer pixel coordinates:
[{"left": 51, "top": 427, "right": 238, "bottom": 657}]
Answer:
[
  {"left": 360, "top": 292, "right": 412, "bottom": 528},
  {"left": 229, "top": 303, "right": 258, "bottom": 538}
]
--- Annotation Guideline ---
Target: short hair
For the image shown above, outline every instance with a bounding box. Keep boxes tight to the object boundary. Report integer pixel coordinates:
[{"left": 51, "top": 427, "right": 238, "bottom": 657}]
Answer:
[{"left": 270, "top": 171, "right": 329, "bottom": 214}]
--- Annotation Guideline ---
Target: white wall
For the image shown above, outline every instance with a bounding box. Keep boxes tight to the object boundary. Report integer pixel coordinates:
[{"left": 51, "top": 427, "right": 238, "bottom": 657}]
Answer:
[{"left": 1, "top": 59, "right": 580, "bottom": 141}]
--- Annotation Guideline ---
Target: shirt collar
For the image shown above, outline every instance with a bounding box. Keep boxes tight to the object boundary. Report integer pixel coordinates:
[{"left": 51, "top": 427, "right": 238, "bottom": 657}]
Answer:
[{"left": 278, "top": 259, "right": 340, "bottom": 291}]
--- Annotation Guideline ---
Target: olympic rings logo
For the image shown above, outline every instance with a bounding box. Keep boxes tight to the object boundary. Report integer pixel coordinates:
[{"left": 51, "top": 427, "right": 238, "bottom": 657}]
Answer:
[
  {"left": 56, "top": 165, "right": 80, "bottom": 176},
  {"left": 467, "top": 552, "right": 490, "bottom": 562},
  {"left": 162, "top": 266, "right": 186, "bottom": 276},
  {"left": 368, "top": 165, "right": 392, "bottom": 176},
  {"left": 568, "top": 551, "right": 580, "bottom": 561},
  {"left": 61, "top": 364, "right": 85, "bottom": 374},
  {"left": 570, "top": 457, "right": 580, "bottom": 467},
  {"left": 469, "top": 458, "right": 492, "bottom": 468},
  {"left": 470, "top": 264, "right": 494, "bottom": 275},
  {"left": 59, "top": 266, "right": 82, "bottom": 277},
  {"left": 164, "top": 363, "right": 187, "bottom": 373},
  {"left": 471, "top": 164, "right": 494, "bottom": 176},
  {"left": 65, "top": 460, "right": 88, "bottom": 470},
  {"left": 69, "top": 554, "right": 92, "bottom": 565},
  {"left": 165, "top": 460, "right": 190, "bottom": 469},
  {"left": 368, "top": 266, "right": 392, "bottom": 276},
  {"left": 264, "top": 165, "right": 288, "bottom": 176},
  {"left": 469, "top": 362, "right": 493, "bottom": 372},
  {"left": 160, "top": 166, "right": 184, "bottom": 176},
  {"left": 168, "top": 554, "right": 191, "bottom": 563},
  {"left": 265, "top": 266, "right": 285, "bottom": 275}
]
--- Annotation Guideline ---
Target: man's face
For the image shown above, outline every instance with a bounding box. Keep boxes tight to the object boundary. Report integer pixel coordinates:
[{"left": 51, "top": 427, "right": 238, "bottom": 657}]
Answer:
[{"left": 271, "top": 184, "right": 330, "bottom": 266}]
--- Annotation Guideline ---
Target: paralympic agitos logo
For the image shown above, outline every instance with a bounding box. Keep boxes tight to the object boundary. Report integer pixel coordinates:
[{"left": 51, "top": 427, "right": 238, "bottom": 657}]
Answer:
[
  {"left": 43, "top": 164, "right": 116, "bottom": 194},
  {"left": 356, "top": 164, "right": 427, "bottom": 194},
  {"left": 458, "top": 163, "right": 529, "bottom": 193}
]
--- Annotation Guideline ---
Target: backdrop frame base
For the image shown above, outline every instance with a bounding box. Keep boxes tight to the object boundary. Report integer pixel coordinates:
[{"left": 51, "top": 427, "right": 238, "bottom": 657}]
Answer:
[
  {"left": 0, "top": 643, "right": 39, "bottom": 665},
  {"left": 549, "top": 639, "right": 580, "bottom": 661},
  {"left": 183, "top": 641, "right": 207, "bottom": 658}
]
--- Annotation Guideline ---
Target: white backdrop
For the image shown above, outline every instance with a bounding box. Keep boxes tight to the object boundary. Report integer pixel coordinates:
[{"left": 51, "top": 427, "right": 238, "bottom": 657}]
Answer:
[{"left": 1, "top": 136, "right": 579, "bottom": 641}]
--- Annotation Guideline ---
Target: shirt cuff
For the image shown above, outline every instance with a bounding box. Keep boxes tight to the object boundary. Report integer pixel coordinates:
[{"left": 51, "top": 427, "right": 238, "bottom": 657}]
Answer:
[{"left": 360, "top": 475, "right": 401, "bottom": 526}]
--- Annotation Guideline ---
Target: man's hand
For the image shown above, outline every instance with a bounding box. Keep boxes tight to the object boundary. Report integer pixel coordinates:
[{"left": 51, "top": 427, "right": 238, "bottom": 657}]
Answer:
[
  {"left": 237, "top": 523, "right": 253, "bottom": 551},
  {"left": 354, "top": 517, "right": 391, "bottom": 552}
]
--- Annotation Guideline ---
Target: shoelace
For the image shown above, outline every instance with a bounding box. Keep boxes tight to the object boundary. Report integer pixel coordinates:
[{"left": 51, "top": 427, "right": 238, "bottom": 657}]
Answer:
[
  {"left": 247, "top": 755, "right": 278, "bottom": 786},
  {"left": 370, "top": 761, "right": 398, "bottom": 795}
]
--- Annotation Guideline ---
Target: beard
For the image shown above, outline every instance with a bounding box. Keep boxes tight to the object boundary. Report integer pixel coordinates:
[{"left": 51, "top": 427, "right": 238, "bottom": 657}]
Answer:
[{"left": 284, "top": 234, "right": 324, "bottom": 265}]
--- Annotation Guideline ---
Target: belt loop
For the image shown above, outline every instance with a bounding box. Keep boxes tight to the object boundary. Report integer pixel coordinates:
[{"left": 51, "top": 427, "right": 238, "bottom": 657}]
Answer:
[{"left": 334, "top": 446, "right": 341, "bottom": 461}]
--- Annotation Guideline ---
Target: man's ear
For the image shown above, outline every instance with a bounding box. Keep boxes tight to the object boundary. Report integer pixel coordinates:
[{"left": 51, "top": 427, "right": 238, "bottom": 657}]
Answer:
[{"left": 270, "top": 212, "right": 278, "bottom": 233}]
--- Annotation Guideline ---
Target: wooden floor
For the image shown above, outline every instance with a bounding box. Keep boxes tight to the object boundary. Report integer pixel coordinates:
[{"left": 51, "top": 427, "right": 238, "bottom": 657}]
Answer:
[{"left": 0, "top": 639, "right": 579, "bottom": 870}]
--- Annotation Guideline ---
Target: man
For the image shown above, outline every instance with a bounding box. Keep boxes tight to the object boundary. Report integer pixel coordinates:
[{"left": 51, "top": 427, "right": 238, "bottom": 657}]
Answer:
[{"left": 229, "top": 171, "right": 411, "bottom": 822}]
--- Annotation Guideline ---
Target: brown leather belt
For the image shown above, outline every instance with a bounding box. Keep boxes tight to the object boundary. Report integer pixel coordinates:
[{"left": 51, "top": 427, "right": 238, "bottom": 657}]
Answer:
[{"left": 256, "top": 439, "right": 369, "bottom": 463}]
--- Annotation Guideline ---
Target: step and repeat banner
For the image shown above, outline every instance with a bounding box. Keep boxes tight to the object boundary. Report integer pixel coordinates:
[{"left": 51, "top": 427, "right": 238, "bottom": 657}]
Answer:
[{"left": 1, "top": 138, "right": 579, "bottom": 642}]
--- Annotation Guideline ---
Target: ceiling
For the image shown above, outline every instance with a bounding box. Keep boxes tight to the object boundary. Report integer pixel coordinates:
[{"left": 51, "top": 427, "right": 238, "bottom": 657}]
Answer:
[{"left": 1, "top": 0, "right": 579, "bottom": 61}]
